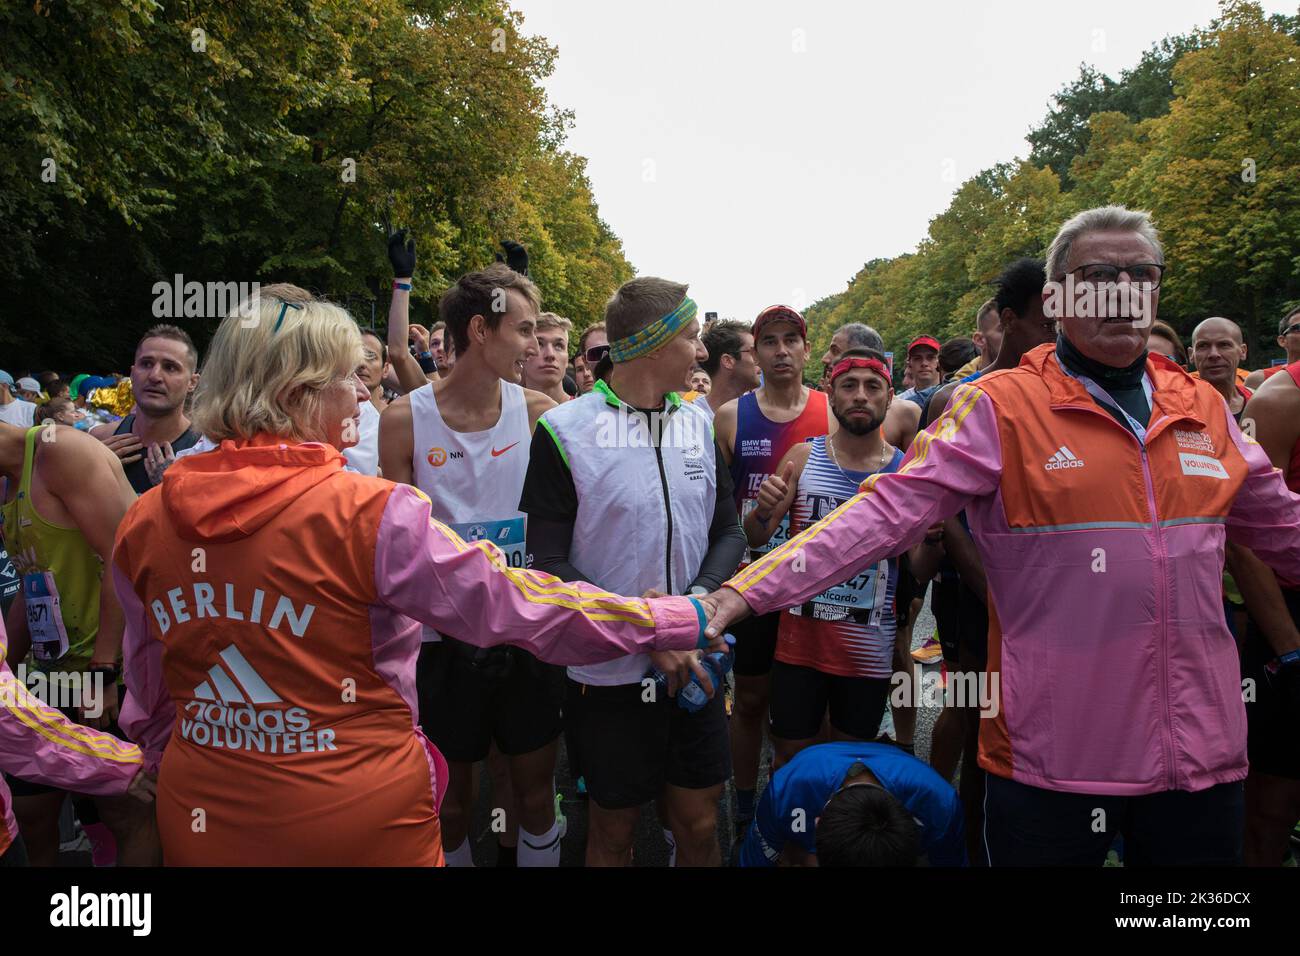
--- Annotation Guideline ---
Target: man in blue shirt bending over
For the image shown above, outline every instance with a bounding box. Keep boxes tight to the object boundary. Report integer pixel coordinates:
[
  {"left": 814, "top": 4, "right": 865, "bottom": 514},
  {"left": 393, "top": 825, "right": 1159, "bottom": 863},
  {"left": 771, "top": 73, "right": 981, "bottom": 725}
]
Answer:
[{"left": 739, "top": 741, "right": 966, "bottom": 866}]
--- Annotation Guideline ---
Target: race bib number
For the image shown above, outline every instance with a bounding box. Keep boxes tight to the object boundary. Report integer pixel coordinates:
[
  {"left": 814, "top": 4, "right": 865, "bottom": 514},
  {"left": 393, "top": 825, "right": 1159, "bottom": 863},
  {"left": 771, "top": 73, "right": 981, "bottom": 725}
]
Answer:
[
  {"left": 450, "top": 517, "right": 528, "bottom": 569},
  {"left": 23, "top": 571, "right": 70, "bottom": 662},
  {"left": 791, "top": 560, "right": 890, "bottom": 627}
]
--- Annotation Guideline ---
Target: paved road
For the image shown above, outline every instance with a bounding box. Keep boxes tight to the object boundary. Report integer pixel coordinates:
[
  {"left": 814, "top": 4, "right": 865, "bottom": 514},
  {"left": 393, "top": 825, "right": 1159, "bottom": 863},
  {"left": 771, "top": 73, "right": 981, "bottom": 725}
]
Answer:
[{"left": 466, "top": 602, "right": 942, "bottom": 867}]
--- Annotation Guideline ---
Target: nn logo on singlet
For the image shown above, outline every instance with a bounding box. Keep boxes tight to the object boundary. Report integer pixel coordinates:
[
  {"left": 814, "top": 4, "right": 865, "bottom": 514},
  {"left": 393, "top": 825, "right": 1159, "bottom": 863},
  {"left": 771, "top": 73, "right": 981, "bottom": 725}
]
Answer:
[
  {"left": 427, "top": 447, "right": 465, "bottom": 468},
  {"left": 180, "top": 644, "right": 338, "bottom": 755},
  {"left": 1044, "top": 446, "right": 1085, "bottom": 471}
]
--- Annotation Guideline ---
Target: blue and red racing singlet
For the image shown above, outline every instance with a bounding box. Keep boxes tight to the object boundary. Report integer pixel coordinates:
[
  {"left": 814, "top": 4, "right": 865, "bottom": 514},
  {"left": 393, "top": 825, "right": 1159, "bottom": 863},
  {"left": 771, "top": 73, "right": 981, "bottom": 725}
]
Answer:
[{"left": 729, "top": 389, "right": 830, "bottom": 565}]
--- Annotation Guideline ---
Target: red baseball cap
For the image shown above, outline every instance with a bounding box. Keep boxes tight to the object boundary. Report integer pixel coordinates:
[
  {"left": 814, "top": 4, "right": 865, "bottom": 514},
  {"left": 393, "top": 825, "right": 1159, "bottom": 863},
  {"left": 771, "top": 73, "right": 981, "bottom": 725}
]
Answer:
[
  {"left": 753, "top": 305, "right": 807, "bottom": 341},
  {"left": 907, "top": 336, "right": 941, "bottom": 355}
]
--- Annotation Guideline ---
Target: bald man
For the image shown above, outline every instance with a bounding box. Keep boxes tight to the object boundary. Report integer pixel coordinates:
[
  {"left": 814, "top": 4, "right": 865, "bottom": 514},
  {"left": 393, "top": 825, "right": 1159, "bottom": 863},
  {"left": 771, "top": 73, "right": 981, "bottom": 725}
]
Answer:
[{"left": 1192, "top": 317, "right": 1252, "bottom": 421}]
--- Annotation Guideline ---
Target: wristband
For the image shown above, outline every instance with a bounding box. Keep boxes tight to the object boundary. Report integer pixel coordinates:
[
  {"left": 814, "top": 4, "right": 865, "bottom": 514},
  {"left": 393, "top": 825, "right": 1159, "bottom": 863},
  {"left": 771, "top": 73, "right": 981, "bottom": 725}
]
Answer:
[
  {"left": 688, "top": 597, "right": 709, "bottom": 649},
  {"left": 393, "top": 281, "right": 412, "bottom": 292},
  {"left": 88, "top": 662, "right": 122, "bottom": 683},
  {"left": 1275, "top": 648, "right": 1300, "bottom": 669},
  {"left": 418, "top": 351, "right": 433, "bottom": 360}
]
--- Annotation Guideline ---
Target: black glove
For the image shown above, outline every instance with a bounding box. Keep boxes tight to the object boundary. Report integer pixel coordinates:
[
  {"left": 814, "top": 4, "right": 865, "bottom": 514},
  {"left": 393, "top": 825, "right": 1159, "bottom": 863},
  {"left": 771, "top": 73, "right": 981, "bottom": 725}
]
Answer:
[
  {"left": 388, "top": 228, "right": 417, "bottom": 278},
  {"left": 495, "top": 239, "right": 529, "bottom": 276}
]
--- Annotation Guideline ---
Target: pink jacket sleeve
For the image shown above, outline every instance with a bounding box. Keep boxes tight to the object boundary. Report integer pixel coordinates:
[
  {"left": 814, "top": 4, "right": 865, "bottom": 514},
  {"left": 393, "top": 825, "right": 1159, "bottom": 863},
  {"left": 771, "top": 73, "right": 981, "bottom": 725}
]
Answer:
[
  {"left": 115, "top": 563, "right": 175, "bottom": 774},
  {"left": 729, "top": 384, "right": 1004, "bottom": 615},
  {"left": 375, "top": 485, "right": 706, "bottom": 665},
  {"left": 0, "top": 616, "right": 140, "bottom": 795},
  {"left": 1224, "top": 404, "right": 1300, "bottom": 585}
]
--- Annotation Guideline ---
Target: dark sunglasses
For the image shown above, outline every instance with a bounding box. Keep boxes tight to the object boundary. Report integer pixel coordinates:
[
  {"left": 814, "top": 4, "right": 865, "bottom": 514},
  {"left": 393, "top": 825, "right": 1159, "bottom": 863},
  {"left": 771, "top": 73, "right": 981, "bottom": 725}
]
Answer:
[{"left": 585, "top": 344, "right": 611, "bottom": 364}]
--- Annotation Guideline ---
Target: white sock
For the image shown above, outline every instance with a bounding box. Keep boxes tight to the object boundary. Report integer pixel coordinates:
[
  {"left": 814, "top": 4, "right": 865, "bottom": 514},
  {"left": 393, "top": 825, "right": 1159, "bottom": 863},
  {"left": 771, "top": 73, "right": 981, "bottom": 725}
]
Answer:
[
  {"left": 444, "top": 838, "right": 475, "bottom": 867},
  {"left": 518, "top": 817, "right": 563, "bottom": 867},
  {"left": 663, "top": 828, "right": 677, "bottom": 868}
]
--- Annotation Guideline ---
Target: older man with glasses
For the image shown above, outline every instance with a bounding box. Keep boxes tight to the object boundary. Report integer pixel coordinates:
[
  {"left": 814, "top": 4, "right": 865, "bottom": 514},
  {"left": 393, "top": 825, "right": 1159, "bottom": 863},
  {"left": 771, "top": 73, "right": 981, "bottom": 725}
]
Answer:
[{"left": 700, "top": 204, "right": 1300, "bottom": 866}]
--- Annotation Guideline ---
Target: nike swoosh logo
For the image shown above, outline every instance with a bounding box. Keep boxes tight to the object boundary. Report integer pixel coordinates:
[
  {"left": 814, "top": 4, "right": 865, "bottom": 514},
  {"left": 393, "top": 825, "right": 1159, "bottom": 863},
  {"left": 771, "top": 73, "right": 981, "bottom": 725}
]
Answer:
[{"left": 491, "top": 443, "right": 519, "bottom": 458}]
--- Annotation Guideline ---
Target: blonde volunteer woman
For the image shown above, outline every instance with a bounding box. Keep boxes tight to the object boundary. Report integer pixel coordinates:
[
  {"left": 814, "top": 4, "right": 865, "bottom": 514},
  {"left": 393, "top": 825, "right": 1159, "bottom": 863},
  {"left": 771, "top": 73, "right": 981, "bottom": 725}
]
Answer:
[{"left": 114, "top": 284, "right": 716, "bottom": 866}]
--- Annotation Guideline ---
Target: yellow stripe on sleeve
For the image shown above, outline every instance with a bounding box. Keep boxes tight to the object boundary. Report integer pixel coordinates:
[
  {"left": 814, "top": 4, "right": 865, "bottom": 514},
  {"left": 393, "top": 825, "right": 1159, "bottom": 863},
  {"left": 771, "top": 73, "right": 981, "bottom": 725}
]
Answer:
[
  {"left": 427, "top": 515, "right": 656, "bottom": 626},
  {"left": 730, "top": 385, "right": 985, "bottom": 595},
  {"left": 4, "top": 695, "right": 141, "bottom": 764},
  {"left": 2, "top": 675, "right": 140, "bottom": 758}
]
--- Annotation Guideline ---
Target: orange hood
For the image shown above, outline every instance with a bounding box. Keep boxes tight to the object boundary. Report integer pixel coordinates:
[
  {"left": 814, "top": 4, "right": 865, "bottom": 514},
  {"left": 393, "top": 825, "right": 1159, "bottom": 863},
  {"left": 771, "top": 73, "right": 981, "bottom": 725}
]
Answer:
[{"left": 160, "top": 436, "right": 346, "bottom": 543}]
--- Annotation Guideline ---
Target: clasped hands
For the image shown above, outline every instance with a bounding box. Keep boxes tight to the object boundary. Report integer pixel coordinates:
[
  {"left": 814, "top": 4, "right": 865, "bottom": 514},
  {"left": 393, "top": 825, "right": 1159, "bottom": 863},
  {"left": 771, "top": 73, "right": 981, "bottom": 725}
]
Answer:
[{"left": 645, "top": 586, "right": 753, "bottom": 699}]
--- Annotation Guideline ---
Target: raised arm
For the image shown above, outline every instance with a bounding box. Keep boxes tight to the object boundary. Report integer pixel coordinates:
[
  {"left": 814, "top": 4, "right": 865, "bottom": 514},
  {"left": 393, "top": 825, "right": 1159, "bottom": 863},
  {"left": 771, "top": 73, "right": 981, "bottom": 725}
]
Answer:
[{"left": 386, "top": 229, "right": 434, "bottom": 395}]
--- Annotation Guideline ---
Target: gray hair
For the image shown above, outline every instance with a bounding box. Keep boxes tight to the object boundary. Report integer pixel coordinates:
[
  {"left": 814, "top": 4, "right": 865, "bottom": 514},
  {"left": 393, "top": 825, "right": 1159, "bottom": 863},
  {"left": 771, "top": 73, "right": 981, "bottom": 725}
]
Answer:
[
  {"left": 836, "top": 322, "right": 884, "bottom": 352},
  {"left": 1045, "top": 205, "right": 1164, "bottom": 281}
]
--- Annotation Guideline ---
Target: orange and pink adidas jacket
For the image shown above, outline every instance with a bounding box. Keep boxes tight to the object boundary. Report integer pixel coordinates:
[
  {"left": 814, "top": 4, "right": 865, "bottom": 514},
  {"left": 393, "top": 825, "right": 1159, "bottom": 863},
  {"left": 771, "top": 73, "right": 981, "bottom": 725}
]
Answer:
[
  {"left": 729, "top": 345, "right": 1300, "bottom": 796},
  {"left": 114, "top": 436, "right": 706, "bottom": 866},
  {"left": 0, "top": 616, "right": 141, "bottom": 857}
]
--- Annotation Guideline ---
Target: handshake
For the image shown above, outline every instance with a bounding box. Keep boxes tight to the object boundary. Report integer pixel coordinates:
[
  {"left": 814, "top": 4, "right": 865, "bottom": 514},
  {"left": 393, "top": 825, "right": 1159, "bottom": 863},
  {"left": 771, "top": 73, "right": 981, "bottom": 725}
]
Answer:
[
  {"left": 696, "top": 586, "right": 753, "bottom": 646},
  {"left": 647, "top": 587, "right": 754, "bottom": 697}
]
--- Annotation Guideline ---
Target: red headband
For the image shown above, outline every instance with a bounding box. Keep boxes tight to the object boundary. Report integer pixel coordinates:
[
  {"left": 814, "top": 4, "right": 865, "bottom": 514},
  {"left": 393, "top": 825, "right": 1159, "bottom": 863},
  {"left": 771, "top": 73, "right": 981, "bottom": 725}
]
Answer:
[{"left": 830, "top": 357, "right": 891, "bottom": 386}]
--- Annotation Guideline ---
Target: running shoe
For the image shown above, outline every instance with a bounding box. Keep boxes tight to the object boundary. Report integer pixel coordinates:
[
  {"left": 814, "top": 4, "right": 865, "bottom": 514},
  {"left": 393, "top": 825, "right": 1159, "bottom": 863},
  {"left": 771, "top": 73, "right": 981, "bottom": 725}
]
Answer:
[{"left": 911, "top": 634, "right": 943, "bottom": 663}]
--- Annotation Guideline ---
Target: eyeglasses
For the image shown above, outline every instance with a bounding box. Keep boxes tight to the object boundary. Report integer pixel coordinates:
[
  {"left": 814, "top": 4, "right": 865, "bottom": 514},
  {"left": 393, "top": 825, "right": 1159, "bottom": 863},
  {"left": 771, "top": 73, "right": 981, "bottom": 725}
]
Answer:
[
  {"left": 1072, "top": 263, "right": 1165, "bottom": 290},
  {"left": 585, "top": 344, "right": 611, "bottom": 364},
  {"left": 1281, "top": 323, "right": 1300, "bottom": 337}
]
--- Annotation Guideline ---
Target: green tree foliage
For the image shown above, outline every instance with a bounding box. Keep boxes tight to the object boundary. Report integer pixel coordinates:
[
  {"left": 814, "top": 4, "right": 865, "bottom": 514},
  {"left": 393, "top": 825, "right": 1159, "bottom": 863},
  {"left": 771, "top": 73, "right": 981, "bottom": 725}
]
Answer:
[
  {"left": 0, "top": 0, "right": 631, "bottom": 369},
  {"left": 806, "top": 1, "right": 1300, "bottom": 371},
  {"left": 1027, "top": 34, "right": 1203, "bottom": 187}
]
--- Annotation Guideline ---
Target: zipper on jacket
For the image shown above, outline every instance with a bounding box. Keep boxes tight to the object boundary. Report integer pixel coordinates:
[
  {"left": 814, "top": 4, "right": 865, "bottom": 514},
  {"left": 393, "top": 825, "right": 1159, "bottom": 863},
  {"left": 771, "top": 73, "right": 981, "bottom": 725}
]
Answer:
[
  {"left": 1137, "top": 442, "right": 1177, "bottom": 792},
  {"left": 650, "top": 405, "right": 681, "bottom": 590},
  {"left": 1060, "top": 401, "right": 1178, "bottom": 791}
]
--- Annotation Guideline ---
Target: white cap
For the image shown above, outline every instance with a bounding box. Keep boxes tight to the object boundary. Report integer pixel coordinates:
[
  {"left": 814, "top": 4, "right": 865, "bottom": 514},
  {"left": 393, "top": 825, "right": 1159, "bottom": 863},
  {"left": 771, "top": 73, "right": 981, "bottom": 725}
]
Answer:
[{"left": 16, "top": 377, "right": 40, "bottom": 393}]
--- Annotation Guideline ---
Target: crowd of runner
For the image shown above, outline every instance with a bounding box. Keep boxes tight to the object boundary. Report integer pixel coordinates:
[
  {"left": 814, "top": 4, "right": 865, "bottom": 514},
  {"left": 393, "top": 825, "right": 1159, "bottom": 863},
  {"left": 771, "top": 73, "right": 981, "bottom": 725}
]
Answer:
[{"left": 1, "top": 203, "right": 1298, "bottom": 867}]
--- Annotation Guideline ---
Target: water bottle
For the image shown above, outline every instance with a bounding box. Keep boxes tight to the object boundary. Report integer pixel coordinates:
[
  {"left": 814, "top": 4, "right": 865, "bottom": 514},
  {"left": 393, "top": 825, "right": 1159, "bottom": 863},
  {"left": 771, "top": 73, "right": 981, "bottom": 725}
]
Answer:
[{"left": 653, "top": 634, "right": 736, "bottom": 713}]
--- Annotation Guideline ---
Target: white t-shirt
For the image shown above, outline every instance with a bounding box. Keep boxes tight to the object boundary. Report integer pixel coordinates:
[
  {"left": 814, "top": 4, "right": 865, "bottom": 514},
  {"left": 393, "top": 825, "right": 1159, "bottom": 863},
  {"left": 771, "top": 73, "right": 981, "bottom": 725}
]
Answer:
[
  {"left": 175, "top": 435, "right": 218, "bottom": 460},
  {"left": 342, "top": 401, "right": 381, "bottom": 477},
  {"left": 0, "top": 399, "right": 35, "bottom": 429}
]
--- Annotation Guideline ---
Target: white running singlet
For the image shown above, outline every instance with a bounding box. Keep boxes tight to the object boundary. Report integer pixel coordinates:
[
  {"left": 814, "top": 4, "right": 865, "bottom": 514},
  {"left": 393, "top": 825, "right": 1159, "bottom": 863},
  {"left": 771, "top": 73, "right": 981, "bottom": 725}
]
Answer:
[
  {"left": 342, "top": 401, "right": 381, "bottom": 476},
  {"left": 410, "top": 380, "right": 531, "bottom": 642}
]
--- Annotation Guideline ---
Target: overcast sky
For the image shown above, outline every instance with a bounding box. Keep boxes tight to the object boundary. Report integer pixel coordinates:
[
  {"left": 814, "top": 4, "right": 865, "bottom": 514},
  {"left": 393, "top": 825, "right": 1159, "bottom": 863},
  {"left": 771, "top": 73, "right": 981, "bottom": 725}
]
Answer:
[{"left": 512, "top": 0, "right": 1292, "bottom": 322}]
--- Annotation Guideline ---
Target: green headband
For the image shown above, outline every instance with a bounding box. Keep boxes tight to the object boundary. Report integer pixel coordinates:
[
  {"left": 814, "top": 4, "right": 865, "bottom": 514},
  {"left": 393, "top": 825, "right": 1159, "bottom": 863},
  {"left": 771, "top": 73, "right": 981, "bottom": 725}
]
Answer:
[{"left": 608, "top": 297, "right": 698, "bottom": 363}]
